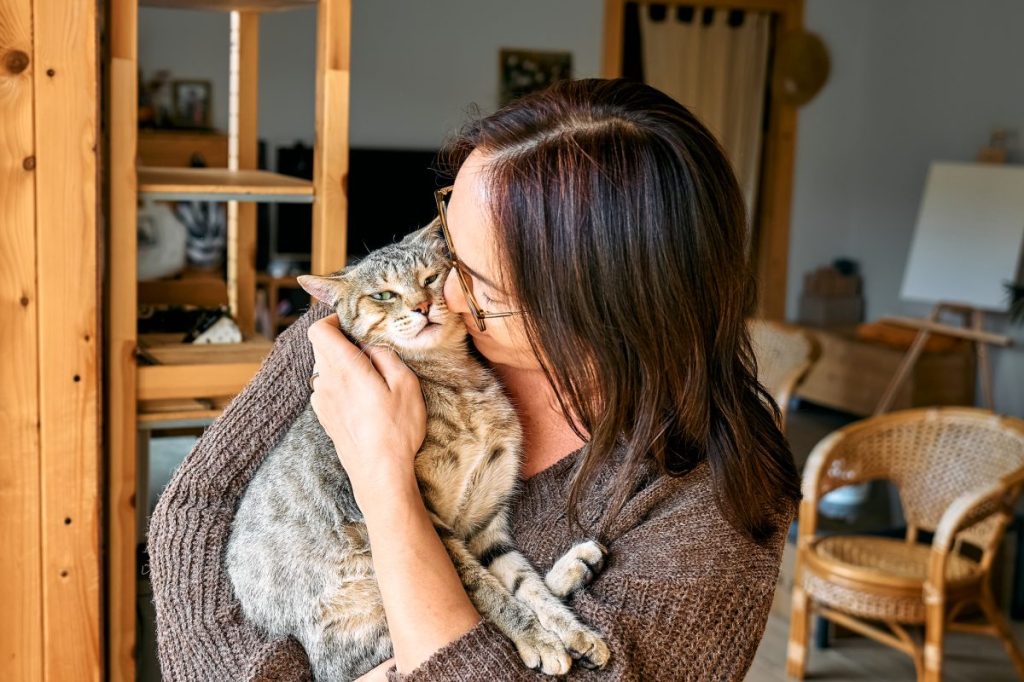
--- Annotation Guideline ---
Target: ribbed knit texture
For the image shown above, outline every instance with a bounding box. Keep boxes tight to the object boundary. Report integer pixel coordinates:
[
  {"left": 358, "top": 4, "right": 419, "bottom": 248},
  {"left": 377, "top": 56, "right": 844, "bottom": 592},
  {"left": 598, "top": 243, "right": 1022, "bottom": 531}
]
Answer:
[{"left": 148, "top": 304, "right": 794, "bottom": 681}]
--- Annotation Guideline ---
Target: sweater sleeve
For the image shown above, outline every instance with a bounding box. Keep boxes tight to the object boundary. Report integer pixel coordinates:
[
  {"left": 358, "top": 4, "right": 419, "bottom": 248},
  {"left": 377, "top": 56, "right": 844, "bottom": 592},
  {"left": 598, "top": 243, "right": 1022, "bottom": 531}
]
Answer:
[
  {"left": 147, "top": 305, "right": 330, "bottom": 682},
  {"left": 389, "top": 510, "right": 791, "bottom": 682}
]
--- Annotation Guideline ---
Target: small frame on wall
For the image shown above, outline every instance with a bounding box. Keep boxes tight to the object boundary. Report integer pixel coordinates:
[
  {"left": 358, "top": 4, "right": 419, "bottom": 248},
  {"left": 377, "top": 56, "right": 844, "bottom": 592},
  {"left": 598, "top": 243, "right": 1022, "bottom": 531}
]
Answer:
[
  {"left": 172, "top": 79, "right": 213, "bottom": 129},
  {"left": 499, "top": 49, "right": 572, "bottom": 106}
]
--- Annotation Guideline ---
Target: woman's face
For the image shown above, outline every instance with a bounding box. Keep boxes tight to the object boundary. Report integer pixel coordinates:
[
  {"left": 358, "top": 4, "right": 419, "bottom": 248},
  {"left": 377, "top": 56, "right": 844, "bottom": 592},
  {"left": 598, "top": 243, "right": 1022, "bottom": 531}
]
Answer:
[{"left": 442, "top": 150, "right": 540, "bottom": 370}]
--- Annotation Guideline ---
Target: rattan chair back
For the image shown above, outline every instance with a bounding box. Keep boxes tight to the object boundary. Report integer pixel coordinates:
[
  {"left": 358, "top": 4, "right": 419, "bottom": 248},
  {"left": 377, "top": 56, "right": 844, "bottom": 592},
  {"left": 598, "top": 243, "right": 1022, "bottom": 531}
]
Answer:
[
  {"left": 805, "top": 408, "right": 1024, "bottom": 553},
  {"left": 748, "top": 319, "right": 819, "bottom": 426}
]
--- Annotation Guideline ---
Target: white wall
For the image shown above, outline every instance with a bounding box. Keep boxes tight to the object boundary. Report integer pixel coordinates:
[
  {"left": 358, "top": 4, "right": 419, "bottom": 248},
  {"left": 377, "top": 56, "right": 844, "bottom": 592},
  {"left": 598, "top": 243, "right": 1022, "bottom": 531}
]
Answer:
[
  {"left": 139, "top": 0, "right": 604, "bottom": 152},
  {"left": 792, "top": 0, "right": 1024, "bottom": 416}
]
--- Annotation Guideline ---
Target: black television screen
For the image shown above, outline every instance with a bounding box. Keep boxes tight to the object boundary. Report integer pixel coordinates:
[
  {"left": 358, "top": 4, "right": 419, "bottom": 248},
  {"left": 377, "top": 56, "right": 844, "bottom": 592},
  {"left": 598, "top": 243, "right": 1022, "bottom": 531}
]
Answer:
[{"left": 262, "top": 145, "right": 447, "bottom": 269}]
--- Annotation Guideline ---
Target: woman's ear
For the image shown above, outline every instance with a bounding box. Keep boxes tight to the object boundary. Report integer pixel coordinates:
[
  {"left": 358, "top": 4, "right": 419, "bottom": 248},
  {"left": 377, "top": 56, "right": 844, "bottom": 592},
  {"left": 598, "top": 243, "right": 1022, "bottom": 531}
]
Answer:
[{"left": 297, "top": 274, "right": 348, "bottom": 308}]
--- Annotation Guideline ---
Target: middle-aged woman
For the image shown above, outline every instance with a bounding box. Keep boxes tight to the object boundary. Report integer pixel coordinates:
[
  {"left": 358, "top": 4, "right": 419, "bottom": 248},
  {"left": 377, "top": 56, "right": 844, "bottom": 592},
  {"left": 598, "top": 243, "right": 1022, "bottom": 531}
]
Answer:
[{"left": 148, "top": 78, "right": 800, "bottom": 681}]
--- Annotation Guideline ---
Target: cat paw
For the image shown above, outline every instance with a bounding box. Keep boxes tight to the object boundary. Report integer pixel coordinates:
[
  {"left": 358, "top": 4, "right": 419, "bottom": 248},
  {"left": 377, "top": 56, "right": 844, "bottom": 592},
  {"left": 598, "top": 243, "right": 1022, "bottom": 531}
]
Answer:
[
  {"left": 544, "top": 540, "right": 607, "bottom": 598},
  {"left": 512, "top": 623, "right": 573, "bottom": 676},
  {"left": 561, "top": 624, "right": 611, "bottom": 670}
]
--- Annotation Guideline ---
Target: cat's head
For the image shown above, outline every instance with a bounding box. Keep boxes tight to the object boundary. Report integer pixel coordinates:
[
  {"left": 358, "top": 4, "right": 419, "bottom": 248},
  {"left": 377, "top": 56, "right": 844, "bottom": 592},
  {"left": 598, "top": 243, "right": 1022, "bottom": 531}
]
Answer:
[{"left": 298, "top": 221, "right": 466, "bottom": 359}]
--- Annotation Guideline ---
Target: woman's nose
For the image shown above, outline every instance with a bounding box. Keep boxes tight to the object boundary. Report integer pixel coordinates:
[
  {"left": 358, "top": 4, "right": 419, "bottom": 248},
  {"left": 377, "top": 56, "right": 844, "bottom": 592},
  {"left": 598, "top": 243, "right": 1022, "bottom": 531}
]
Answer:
[{"left": 443, "top": 268, "right": 468, "bottom": 313}]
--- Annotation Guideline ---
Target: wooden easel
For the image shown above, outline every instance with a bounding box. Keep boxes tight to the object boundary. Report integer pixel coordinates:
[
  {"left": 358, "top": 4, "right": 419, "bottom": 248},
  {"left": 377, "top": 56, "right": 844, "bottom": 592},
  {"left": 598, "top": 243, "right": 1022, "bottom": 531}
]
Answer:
[{"left": 874, "top": 302, "right": 1013, "bottom": 415}]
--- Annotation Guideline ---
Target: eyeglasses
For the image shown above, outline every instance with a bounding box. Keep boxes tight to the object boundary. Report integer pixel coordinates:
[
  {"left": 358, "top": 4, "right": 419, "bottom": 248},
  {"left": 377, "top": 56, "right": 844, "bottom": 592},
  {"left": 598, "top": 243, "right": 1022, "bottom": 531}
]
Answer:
[{"left": 434, "top": 185, "right": 523, "bottom": 332}]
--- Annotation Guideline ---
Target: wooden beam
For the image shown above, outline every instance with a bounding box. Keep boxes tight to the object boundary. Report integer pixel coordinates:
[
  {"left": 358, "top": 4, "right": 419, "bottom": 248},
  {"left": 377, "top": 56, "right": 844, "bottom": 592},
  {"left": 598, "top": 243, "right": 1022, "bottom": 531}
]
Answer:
[
  {"left": 0, "top": 0, "right": 44, "bottom": 677},
  {"left": 33, "top": 0, "right": 103, "bottom": 678},
  {"left": 137, "top": 363, "right": 264, "bottom": 401},
  {"left": 228, "top": 11, "right": 260, "bottom": 336},
  {"left": 311, "top": 0, "right": 350, "bottom": 275},
  {"left": 601, "top": 0, "right": 624, "bottom": 78},
  {"left": 107, "top": 0, "right": 139, "bottom": 677},
  {"left": 754, "top": 0, "right": 803, "bottom": 320}
]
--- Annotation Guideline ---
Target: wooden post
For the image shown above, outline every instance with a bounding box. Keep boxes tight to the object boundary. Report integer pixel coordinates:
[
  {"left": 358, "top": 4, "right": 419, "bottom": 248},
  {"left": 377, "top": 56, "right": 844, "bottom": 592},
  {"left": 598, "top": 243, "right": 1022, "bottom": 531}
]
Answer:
[
  {"left": 312, "top": 0, "right": 351, "bottom": 275},
  {"left": 108, "top": 0, "right": 139, "bottom": 678},
  {"left": 2, "top": 0, "right": 102, "bottom": 678},
  {"left": 228, "top": 11, "right": 259, "bottom": 337},
  {"left": 33, "top": 0, "right": 102, "bottom": 678},
  {"left": 0, "top": 0, "right": 44, "bottom": 677}
]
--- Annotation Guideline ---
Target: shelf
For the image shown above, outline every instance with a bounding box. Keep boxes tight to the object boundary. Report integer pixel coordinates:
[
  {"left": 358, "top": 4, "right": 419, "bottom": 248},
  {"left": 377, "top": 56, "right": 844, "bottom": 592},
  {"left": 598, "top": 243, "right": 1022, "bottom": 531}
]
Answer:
[
  {"left": 137, "top": 334, "right": 274, "bottom": 401},
  {"left": 141, "top": 0, "right": 315, "bottom": 11},
  {"left": 138, "top": 167, "right": 314, "bottom": 203},
  {"left": 139, "top": 276, "right": 229, "bottom": 307}
]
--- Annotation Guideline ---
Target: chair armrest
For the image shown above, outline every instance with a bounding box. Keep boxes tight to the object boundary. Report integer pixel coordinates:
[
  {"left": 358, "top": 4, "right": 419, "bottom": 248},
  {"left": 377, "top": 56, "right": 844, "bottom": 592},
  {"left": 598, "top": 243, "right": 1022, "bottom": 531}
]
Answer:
[
  {"left": 927, "top": 473, "right": 1024, "bottom": 590},
  {"left": 800, "top": 429, "right": 853, "bottom": 504}
]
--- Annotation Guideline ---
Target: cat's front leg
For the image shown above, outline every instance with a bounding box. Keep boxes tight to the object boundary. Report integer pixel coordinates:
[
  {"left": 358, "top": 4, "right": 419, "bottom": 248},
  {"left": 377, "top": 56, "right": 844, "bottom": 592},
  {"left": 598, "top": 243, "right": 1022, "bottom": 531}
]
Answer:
[
  {"left": 544, "top": 540, "right": 607, "bottom": 599},
  {"left": 437, "top": 530, "right": 573, "bottom": 676},
  {"left": 468, "top": 521, "right": 611, "bottom": 671}
]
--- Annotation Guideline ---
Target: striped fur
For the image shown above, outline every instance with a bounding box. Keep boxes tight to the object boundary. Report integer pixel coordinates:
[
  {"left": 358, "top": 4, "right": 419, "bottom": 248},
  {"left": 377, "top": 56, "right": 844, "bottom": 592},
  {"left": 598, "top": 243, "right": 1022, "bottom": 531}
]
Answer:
[{"left": 226, "top": 224, "right": 609, "bottom": 680}]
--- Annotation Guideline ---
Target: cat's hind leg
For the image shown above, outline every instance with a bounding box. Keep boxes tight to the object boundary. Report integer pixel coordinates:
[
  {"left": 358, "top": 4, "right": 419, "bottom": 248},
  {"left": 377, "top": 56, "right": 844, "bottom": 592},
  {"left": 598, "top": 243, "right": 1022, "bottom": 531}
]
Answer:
[{"left": 302, "top": 573, "right": 393, "bottom": 682}]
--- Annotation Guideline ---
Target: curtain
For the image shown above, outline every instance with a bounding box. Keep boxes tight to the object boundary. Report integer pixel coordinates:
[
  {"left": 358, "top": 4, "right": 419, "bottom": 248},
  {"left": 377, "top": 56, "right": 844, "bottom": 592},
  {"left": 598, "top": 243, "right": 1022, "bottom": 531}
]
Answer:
[{"left": 639, "top": 5, "right": 771, "bottom": 229}]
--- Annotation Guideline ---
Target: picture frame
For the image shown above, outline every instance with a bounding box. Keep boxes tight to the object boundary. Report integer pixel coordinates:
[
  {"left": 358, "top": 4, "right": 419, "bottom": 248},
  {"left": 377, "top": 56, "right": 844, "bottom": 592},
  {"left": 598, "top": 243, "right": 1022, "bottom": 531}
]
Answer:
[
  {"left": 171, "top": 79, "right": 213, "bottom": 130},
  {"left": 499, "top": 49, "right": 572, "bottom": 106}
]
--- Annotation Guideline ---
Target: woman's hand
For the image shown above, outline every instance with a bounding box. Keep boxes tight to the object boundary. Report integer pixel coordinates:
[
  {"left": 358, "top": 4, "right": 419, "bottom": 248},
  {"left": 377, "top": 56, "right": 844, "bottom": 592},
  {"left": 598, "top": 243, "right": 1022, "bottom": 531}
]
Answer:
[
  {"left": 307, "top": 315, "right": 426, "bottom": 509},
  {"left": 354, "top": 658, "right": 395, "bottom": 681}
]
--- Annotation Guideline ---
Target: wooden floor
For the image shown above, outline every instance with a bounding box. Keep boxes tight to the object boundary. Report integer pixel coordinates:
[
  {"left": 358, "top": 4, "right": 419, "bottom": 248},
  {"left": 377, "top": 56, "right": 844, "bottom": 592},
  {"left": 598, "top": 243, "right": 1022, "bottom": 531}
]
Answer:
[
  {"left": 749, "top": 402, "right": 1024, "bottom": 681},
  {"left": 748, "top": 605, "right": 1024, "bottom": 681}
]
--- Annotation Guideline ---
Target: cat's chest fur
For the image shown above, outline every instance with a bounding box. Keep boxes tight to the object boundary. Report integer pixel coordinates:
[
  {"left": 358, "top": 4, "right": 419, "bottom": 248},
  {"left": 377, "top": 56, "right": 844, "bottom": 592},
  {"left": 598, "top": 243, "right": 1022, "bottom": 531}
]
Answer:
[{"left": 409, "top": 360, "right": 523, "bottom": 538}]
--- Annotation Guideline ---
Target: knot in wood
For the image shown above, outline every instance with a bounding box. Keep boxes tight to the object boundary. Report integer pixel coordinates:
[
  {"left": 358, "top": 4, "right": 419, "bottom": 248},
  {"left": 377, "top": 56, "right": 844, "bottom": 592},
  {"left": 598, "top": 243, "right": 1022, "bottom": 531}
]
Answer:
[{"left": 4, "top": 50, "right": 29, "bottom": 74}]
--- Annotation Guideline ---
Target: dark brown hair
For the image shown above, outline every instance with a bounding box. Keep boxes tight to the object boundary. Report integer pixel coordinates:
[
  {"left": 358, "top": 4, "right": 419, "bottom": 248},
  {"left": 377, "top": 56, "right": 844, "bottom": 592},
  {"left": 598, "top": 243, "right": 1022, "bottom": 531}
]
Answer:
[{"left": 441, "top": 78, "right": 800, "bottom": 544}]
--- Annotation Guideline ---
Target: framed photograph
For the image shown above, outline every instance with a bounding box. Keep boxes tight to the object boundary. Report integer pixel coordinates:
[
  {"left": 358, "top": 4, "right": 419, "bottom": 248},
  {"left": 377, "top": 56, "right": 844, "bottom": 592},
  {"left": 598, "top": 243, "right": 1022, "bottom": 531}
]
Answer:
[
  {"left": 499, "top": 49, "right": 572, "bottom": 106},
  {"left": 172, "top": 79, "right": 213, "bottom": 130}
]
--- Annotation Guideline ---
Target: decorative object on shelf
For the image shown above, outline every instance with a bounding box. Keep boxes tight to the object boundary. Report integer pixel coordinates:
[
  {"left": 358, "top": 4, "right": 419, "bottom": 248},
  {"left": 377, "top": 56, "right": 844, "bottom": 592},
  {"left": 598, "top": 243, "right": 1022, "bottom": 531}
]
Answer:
[
  {"left": 798, "top": 259, "right": 864, "bottom": 327},
  {"left": 499, "top": 49, "right": 571, "bottom": 106},
  {"left": 879, "top": 161, "right": 1022, "bottom": 414},
  {"left": 139, "top": 69, "right": 174, "bottom": 128},
  {"left": 176, "top": 200, "right": 227, "bottom": 270},
  {"left": 184, "top": 309, "right": 242, "bottom": 345},
  {"left": 138, "top": 199, "right": 187, "bottom": 281},
  {"left": 172, "top": 78, "right": 213, "bottom": 129}
]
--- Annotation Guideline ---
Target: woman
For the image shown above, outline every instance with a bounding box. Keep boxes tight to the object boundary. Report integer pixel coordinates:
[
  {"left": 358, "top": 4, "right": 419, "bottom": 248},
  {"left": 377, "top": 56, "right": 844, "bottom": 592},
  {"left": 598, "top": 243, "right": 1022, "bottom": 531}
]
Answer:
[{"left": 149, "top": 78, "right": 800, "bottom": 681}]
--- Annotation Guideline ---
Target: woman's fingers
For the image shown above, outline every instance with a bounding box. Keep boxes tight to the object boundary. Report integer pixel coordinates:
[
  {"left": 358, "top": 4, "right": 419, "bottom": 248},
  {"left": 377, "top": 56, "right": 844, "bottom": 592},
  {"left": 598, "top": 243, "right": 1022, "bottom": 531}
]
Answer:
[
  {"left": 364, "top": 345, "right": 419, "bottom": 393},
  {"left": 308, "top": 315, "right": 388, "bottom": 389}
]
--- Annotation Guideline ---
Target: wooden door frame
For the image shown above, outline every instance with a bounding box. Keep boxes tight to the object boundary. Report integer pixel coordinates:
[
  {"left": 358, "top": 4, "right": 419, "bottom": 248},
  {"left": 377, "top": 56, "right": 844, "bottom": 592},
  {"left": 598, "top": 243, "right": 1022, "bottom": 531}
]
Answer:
[
  {"left": 0, "top": 0, "right": 103, "bottom": 679},
  {"left": 602, "top": 0, "right": 804, "bottom": 320}
]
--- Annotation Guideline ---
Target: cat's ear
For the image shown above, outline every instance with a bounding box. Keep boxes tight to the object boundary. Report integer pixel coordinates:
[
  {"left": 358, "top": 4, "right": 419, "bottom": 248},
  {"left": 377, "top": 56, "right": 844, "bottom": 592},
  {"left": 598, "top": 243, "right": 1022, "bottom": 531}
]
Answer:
[
  {"left": 297, "top": 274, "right": 348, "bottom": 308},
  {"left": 403, "top": 218, "right": 444, "bottom": 248}
]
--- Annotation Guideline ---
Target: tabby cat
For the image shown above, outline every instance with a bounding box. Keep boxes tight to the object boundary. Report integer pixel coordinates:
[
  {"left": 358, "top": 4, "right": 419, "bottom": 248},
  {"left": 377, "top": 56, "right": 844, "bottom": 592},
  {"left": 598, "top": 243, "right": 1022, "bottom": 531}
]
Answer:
[{"left": 226, "top": 223, "right": 610, "bottom": 680}]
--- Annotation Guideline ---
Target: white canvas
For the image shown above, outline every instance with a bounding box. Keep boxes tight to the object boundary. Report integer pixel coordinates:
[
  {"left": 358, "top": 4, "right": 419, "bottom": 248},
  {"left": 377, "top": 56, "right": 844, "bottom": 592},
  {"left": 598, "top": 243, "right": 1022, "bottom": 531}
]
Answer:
[{"left": 901, "top": 161, "right": 1024, "bottom": 311}]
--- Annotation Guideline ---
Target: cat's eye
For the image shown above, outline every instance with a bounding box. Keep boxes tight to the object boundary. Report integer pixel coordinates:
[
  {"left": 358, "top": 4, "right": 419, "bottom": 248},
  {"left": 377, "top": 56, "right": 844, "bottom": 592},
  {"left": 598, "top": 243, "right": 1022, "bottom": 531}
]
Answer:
[
  {"left": 370, "top": 291, "right": 396, "bottom": 301},
  {"left": 424, "top": 273, "right": 439, "bottom": 286}
]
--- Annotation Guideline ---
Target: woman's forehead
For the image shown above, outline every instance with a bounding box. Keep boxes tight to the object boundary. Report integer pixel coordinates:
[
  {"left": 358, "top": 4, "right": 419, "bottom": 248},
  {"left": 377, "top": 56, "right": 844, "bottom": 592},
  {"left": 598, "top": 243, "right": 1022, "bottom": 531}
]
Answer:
[{"left": 447, "top": 151, "right": 497, "bottom": 273}]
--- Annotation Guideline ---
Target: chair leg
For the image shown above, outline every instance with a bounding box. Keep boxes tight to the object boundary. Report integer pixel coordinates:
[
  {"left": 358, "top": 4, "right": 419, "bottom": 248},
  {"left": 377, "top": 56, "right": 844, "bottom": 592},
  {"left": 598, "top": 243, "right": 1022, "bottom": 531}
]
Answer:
[
  {"left": 978, "top": 586, "right": 1024, "bottom": 679},
  {"left": 787, "top": 584, "right": 811, "bottom": 679},
  {"left": 923, "top": 596, "right": 945, "bottom": 682}
]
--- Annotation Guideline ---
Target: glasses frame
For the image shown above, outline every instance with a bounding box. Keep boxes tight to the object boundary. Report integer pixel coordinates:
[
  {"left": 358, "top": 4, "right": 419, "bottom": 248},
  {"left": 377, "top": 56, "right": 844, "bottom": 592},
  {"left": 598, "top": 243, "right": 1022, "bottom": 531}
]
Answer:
[{"left": 434, "top": 185, "right": 523, "bottom": 332}]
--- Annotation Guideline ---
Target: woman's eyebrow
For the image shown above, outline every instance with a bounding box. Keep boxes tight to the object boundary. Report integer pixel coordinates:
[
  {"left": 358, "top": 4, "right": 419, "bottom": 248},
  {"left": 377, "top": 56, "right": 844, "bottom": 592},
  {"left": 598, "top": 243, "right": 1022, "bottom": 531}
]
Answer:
[{"left": 459, "top": 259, "right": 501, "bottom": 291}]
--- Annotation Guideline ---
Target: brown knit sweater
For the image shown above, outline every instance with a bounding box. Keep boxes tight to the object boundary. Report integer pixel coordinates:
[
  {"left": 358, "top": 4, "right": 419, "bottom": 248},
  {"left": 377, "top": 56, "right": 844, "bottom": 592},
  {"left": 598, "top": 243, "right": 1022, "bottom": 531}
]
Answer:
[{"left": 148, "top": 304, "right": 793, "bottom": 681}]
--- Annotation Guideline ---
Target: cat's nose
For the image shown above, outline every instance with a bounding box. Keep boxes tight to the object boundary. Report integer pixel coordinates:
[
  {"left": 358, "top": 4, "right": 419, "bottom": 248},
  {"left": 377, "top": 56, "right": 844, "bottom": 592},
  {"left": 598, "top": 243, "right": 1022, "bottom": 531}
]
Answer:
[{"left": 411, "top": 301, "right": 431, "bottom": 316}]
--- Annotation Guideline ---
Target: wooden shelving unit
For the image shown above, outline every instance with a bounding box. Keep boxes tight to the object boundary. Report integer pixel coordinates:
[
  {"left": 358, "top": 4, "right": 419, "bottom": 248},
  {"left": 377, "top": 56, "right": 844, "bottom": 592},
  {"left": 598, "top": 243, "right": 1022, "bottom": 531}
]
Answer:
[{"left": 106, "top": 0, "right": 350, "bottom": 679}]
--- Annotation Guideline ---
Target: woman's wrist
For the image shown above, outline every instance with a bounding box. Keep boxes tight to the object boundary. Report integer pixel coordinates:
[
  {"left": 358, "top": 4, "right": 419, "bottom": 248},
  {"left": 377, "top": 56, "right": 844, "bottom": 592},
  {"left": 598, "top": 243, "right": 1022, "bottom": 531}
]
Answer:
[{"left": 350, "top": 453, "right": 422, "bottom": 522}]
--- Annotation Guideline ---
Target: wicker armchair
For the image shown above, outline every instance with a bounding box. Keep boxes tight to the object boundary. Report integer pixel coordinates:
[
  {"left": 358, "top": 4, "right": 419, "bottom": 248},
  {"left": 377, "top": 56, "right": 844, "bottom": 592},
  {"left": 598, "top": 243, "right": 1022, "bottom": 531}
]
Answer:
[
  {"left": 748, "top": 319, "right": 819, "bottom": 426},
  {"left": 787, "top": 407, "right": 1024, "bottom": 681}
]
